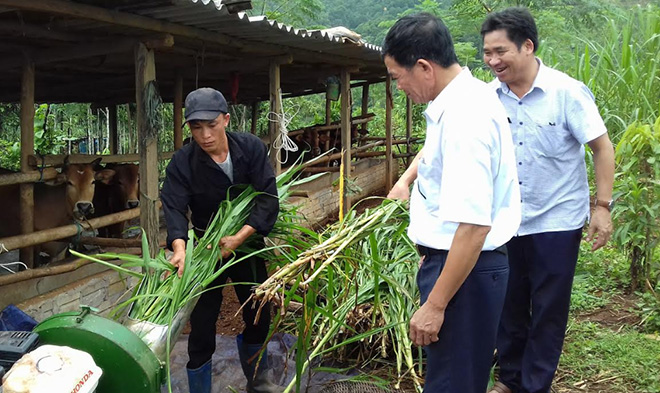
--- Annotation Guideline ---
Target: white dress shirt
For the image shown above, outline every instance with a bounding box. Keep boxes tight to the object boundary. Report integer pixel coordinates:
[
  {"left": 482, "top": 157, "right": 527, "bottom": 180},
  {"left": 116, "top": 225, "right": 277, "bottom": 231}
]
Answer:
[{"left": 408, "top": 68, "right": 521, "bottom": 251}]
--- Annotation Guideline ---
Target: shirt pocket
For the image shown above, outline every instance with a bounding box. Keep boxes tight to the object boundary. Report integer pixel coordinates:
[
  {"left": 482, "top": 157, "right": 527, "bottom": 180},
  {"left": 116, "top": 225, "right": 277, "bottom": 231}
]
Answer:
[
  {"left": 416, "top": 158, "right": 441, "bottom": 216},
  {"left": 532, "top": 119, "right": 571, "bottom": 158}
]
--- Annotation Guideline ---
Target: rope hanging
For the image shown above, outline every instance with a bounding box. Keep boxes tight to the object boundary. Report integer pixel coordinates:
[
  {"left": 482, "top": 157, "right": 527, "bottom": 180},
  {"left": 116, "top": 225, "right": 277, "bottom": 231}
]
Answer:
[{"left": 268, "top": 88, "right": 300, "bottom": 165}]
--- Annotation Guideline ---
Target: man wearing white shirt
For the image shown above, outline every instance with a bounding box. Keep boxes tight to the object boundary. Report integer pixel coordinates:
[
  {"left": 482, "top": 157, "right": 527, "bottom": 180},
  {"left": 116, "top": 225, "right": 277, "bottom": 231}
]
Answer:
[
  {"left": 481, "top": 8, "right": 615, "bottom": 393},
  {"left": 382, "top": 13, "right": 521, "bottom": 393}
]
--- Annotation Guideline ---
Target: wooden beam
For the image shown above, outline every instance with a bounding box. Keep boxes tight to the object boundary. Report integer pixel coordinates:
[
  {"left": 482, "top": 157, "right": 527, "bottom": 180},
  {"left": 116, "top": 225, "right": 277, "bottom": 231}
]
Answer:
[
  {"left": 406, "top": 97, "right": 413, "bottom": 166},
  {"left": 27, "top": 152, "right": 174, "bottom": 168},
  {"left": 174, "top": 71, "right": 184, "bottom": 150},
  {"left": 0, "top": 34, "right": 174, "bottom": 72},
  {"left": 0, "top": 205, "right": 151, "bottom": 252},
  {"left": 0, "top": 21, "right": 80, "bottom": 42},
  {"left": 19, "top": 59, "right": 35, "bottom": 268},
  {"left": 0, "top": 168, "right": 59, "bottom": 186},
  {"left": 269, "top": 62, "right": 282, "bottom": 174},
  {"left": 361, "top": 84, "right": 369, "bottom": 135},
  {"left": 299, "top": 141, "right": 385, "bottom": 170},
  {"left": 385, "top": 75, "right": 393, "bottom": 193},
  {"left": 76, "top": 237, "right": 143, "bottom": 248},
  {"left": 108, "top": 105, "right": 118, "bottom": 154},
  {"left": 135, "top": 42, "right": 160, "bottom": 258},
  {"left": 0, "top": 0, "right": 367, "bottom": 67},
  {"left": 340, "top": 68, "right": 352, "bottom": 213}
]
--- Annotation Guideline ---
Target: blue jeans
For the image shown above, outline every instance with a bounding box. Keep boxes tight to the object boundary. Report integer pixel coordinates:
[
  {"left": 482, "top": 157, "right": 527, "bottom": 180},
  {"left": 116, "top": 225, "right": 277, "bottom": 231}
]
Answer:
[
  {"left": 496, "top": 229, "right": 582, "bottom": 393},
  {"left": 417, "top": 245, "right": 509, "bottom": 393}
]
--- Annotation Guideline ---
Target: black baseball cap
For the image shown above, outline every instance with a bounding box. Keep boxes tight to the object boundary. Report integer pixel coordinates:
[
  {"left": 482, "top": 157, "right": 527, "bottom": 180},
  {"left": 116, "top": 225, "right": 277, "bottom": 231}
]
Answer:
[{"left": 184, "top": 87, "right": 228, "bottom": 123}]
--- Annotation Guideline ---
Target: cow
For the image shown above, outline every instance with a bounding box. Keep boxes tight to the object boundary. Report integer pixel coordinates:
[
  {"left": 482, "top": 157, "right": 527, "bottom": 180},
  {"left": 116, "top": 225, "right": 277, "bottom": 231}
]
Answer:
[
  {"left": 0, "top": 157, "right": 106, "bottom": 264},
  {"left": 92, "top": 163, "right": 139, "bottom": 238}
]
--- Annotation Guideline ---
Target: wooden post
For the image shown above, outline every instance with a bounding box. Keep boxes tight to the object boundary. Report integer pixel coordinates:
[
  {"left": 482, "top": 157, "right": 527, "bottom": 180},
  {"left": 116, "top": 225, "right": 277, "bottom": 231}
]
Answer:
[
  {"left": 173, "top": 71, "right": 183, "bottom": 150},
  {"left": 360, "top": 84, "right": 369, "bottom": 136},
  {"left": 250, "top": 102, "right": 258, "bottom": 135},
  {"left": 109, "top": 105, "right": 118, "bottom": 154},
  {"left": 268, "top": 62, "right": 282, "bottom": 174},
  {"left": 406, "top": 96, "right": 413, "bottom": 167},
  {"left": 135, "top": 43, "right": 159, "bottom": 257},
  {"left": 385, "top": 75, "right": 393, "bottom": 193},
  {"left": 19, "top": 58, "right": 35, "bottom": 268},
  {"left": 340, "top": 68, "right": 352, "bottom": 213}
]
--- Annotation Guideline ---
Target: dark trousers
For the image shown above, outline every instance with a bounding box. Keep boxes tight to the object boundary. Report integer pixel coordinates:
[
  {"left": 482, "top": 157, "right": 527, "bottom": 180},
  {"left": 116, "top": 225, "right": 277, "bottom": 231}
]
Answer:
[
  {"left": 417, "top": 246, "right": 509, "bottom": 393},
  {"left": 497, "top": 229, "right": 582, "bottom": 393},
  {"left": 187, "top": 255, "right": 271, "bottom": 369}
]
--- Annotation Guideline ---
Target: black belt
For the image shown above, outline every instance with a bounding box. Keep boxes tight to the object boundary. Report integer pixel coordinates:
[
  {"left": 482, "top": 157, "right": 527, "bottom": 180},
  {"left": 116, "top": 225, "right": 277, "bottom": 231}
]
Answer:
[{"left": 417, "top": 244, "right": 507, "bottom": 257}]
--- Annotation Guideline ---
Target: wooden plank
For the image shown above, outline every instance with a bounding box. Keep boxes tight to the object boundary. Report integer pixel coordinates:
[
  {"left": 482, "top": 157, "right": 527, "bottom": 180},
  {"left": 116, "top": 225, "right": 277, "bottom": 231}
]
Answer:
[
  {"left": 19, "top": 59, "right": 35, "bottom": 268},
  {"left": 269, "top": 62, "right": 282, "bottom": 174},
  {"left": 27, "top": 152, "right": 175, "bottom": 167},
  {"left": 108, "top": 105, "right": 118, "bottom": 155},
  {"left": 174, "top": 71, "right": 184, "bottom": 150},
  {"left": 385, "top": 75, "right": 393, "bottom": 192},
  {"left": 340, "top": 68, "right": 352, "bottom": 213},
  {"left": 135, "top": 42, "right": 160, "bottom": 258}
]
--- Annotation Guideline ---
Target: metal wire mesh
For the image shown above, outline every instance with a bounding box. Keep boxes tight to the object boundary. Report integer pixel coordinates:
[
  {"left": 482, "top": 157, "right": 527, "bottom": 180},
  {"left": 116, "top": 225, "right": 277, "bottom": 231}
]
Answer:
[{"left": 318, "top": 381, "right": 393, "bottom": 393}]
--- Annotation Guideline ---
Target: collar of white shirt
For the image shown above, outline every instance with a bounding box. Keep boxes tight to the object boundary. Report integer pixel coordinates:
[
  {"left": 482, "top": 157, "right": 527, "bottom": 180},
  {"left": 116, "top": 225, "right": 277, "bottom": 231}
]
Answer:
[{"left": 424, "top": 67, "right": 473, "bottom": 123}]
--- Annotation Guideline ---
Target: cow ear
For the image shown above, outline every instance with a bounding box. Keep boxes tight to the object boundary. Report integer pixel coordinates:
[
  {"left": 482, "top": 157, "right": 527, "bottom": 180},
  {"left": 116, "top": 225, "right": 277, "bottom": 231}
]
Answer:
[
  {"left": 91, "top": 157, "right": 103, "bottom": 168},
  {"left": 95, "top": 169, "right": 116, "bottom": 184},
  {"left": 62, "top": 155, "right": 70, "bottom": 170}
]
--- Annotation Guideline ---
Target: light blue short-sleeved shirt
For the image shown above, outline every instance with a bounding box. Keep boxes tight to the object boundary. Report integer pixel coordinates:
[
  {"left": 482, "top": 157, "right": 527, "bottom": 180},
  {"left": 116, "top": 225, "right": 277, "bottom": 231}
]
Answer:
[
  {"left": 408, "top": 68, "right": 521, "bottom": 251},
  {"left": 489, "top": 59, "right": 607, "bottom": 236}
]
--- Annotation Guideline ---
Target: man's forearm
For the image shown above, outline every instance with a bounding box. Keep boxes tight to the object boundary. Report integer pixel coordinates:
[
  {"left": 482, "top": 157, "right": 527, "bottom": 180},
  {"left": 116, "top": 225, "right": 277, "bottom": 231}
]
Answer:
[{"left": 591, "top": 135, "right": 615, "bottom": 202}]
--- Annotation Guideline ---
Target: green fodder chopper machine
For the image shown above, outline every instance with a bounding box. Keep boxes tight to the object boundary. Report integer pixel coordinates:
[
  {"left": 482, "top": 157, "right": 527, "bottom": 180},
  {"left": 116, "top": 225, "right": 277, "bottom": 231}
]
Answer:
[{"left": 25, "top": 301, "right": 194, "bottom": 393}]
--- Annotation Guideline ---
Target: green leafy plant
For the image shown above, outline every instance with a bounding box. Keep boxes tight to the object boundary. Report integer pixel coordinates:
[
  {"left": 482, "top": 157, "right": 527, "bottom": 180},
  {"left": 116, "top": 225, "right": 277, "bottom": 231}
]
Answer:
[{"left": 611, "top": 113, "right": 660, "bottom": 293}]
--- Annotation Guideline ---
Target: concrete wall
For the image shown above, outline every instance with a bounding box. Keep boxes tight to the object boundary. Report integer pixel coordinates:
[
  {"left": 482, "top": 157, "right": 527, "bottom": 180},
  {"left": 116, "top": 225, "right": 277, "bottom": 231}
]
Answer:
[{"left": 1, "top": 158, "right": 396, "bottom": 323}]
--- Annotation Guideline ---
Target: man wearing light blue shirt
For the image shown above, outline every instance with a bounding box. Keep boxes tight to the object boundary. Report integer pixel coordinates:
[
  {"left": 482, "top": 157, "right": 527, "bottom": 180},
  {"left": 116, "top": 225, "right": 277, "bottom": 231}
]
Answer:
[
  {"left": 481, "top": 8, "right": 615, "bottom": 393},
  {"left": 383, "top": 13, "right": 521, "bottom": 393}
]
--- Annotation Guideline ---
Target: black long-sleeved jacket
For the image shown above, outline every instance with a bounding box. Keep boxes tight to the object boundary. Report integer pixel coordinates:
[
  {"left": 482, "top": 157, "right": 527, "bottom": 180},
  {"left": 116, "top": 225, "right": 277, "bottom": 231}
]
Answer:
[{"left": 161, "top": 131, "right": 279, "bottom": 250}]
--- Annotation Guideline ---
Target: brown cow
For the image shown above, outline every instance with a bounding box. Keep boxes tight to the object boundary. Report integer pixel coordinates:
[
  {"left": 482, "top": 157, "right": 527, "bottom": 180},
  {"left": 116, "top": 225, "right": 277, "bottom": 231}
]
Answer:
[
  {"left": 92, "top": 163, "right": 139, "bottom": 238},
  {"left": 0, "top": 157, "right": 107, "bottom": 263}
]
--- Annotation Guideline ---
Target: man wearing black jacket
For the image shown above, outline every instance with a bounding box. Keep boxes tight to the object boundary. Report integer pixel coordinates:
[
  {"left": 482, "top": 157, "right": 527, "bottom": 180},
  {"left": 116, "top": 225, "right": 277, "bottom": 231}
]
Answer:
[{"left": 161, "top": 87, "right": 281, "bottom": 393}]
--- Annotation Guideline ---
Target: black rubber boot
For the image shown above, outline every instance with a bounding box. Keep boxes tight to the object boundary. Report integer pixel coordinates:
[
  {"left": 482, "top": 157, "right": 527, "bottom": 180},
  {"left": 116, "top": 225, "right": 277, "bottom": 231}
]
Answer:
[{"left": 236, "top": 334, "right": 283, "bottom": 393}]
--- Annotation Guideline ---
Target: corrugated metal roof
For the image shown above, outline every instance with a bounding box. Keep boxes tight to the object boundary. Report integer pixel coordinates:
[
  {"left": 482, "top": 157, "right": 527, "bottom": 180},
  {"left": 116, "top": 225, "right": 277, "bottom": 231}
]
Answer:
[{"left": 0, "top": 0, "right": 386, "bottom": 104}]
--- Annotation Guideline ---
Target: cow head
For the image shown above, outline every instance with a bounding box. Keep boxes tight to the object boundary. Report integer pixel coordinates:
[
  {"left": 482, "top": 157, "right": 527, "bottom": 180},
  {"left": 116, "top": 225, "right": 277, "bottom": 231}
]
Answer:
[
  {"left": 96, "top": 163, "right": 140, "bottom": 209},
  {"left": 61, "top": 156, "right": 105, "bottom": 219},
  {"left": 114, "top": 164, "right": 140, "bottom": 209}
]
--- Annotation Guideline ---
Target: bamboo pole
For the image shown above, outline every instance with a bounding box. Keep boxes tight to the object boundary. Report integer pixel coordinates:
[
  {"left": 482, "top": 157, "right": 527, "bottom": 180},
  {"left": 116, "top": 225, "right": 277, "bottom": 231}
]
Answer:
[
  {"left": 174, "top": 71, "right": 184, "bottom": 150},
  {"left": 135, "top": 42, "right": 160, "bottom": 258},
  {"left": 0, "top": 248, "right": 143, "bottom": 287},
  {"left": 20, "top": 58, "right": 35, "bottom": 268},
  {"left": 0, "top": 168, "right": 59, "bottom": 186},
  {"left": 109, "top": 105, "right": 118, "bottom": 154},
  {"left": 75, "top": 237, "right": 147, "bottom": 248},
  {"left": 360, "top": 84, "right": 369, "bottom": 136},
  {"left": 269, "top": 61, "right": 282, "bottom": 174},
  {"left": 406, "top": 97, "right": 413, "bottom": 167},
  {"left": 0, "top": 205, "right": 155, "bottom": 252},
  {"left": 340, "top": 68, "right": 352, "bottom": 213},
  {"left": 27, "top": 152, "right": 174, "bottom": 167},
  {"left": 385, "top": 75, "right": 393, "bottom": 192}
]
